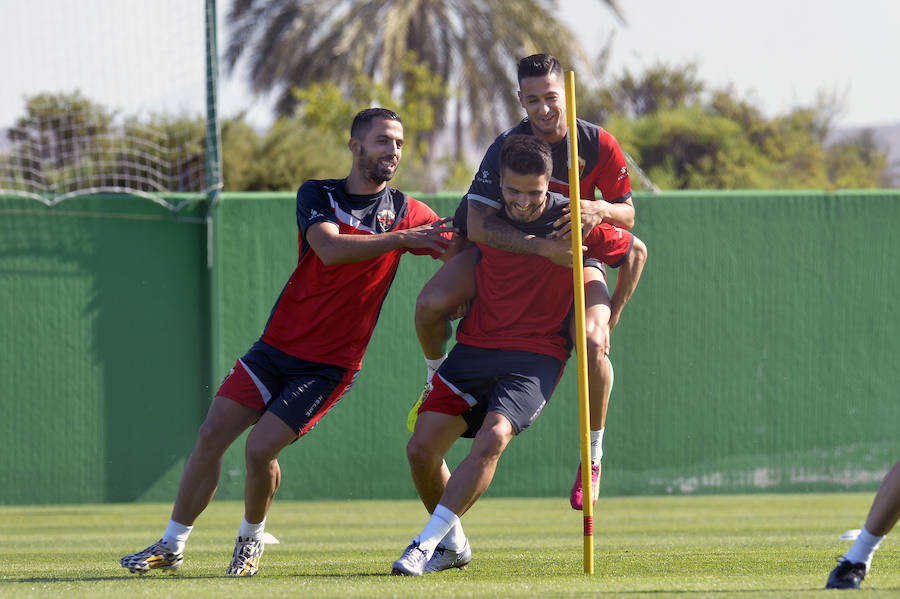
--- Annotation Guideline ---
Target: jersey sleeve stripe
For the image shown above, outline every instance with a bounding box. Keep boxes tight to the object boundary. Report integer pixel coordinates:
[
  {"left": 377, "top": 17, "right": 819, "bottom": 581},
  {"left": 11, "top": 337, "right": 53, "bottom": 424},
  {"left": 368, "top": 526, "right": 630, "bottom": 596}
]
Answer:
[
  {"left": 607, "top": 191, "right": 633, "bottom": 204},
  {"left": 467, "top": 193, "right": 502, "bottom": 210}
]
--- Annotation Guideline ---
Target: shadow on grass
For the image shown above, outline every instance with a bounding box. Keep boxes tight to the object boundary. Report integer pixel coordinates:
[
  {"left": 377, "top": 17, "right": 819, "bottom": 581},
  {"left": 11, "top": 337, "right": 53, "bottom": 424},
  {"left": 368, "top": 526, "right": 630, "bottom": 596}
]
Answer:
[
  {"left": 559, "top": 588, "right": 900, "bottom": 595},
  {"left": 10, "top": 575, "right": 896, "bottom": 594},
  {"left": 4, "top": 571, "right": 397, "bottom": 583},
  {"left": 7, "top": 574, "right": 224, "bottom": 583}
]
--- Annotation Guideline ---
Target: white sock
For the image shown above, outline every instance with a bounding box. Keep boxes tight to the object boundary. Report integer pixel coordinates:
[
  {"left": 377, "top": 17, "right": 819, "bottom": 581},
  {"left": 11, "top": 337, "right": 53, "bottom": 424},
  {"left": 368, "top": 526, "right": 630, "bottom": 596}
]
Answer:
[
  {"left": 162, "top": 519, "right": 193, "bottom": 554},
  {"left": 414, "top": 504, "right": 458, "bottom": 558},
  {"left": 844, "top": 525, "right": 884, "bottom": 569},
  {"left": 438, "top": 520, "right": 468, "bottom": 551},
  {"left": 425, "top": 354, "right": 447, "bottom": 383},
  {"left": 590, "top": 428, "right": 605, "bottom": 465},
  {"left": 237, "top": 517, "right": 266, "bottom": 540}
]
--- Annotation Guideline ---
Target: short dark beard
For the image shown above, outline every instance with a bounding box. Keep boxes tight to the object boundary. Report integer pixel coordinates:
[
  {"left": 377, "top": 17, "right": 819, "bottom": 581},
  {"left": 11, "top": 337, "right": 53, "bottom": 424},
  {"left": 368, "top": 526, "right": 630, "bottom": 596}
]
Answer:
[
  {"left": 503, "top": 192, "right": 547, "bottom": 223},
  {"left": 359, "top": 145, "right": 395, "bottom": 184}
]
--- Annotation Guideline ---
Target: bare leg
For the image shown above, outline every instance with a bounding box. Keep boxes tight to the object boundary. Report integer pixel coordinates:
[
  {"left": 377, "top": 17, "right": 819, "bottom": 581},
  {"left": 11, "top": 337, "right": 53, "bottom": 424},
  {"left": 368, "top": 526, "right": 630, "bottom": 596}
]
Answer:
[
  {"left": 567, "top": 270, "right": 613, "bottom": 509},
  {"left": 864, "top": 459, "right": 900, "bottom": 536},
  {"left": 828, "top": 459, "right": 900, "bottom": 587},
  {"left": 415, "top": 245, "right": 478, "bottom": 359},
  {"left": 576, "top": 268, "right": 613, "bottom": 432},
  {"left": 242, "top": 411, "right": 299, "bottom": 524},
  {"left": 171, "top": 397, "right": 260, "bottom": 525},
  {"left": 437, "top": 412, "right": 514, "bottom": 517},
  {"left": 406, "top": 411, "right": 469, "bottom": 512}
]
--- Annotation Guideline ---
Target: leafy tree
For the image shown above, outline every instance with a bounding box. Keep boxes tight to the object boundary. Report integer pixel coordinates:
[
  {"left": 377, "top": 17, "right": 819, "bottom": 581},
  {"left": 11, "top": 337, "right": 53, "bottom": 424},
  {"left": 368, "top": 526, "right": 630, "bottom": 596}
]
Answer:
[
  {"left": 826, "top": 129, "right": 889, "bottom": 188},
  {"left": 580, "top": 63, "right": 891, "bottom": 190},
  {"left": 4, "top": 92, "right": 114, "bottom": 194},
  {"left": 119, "top": 115, "right": 207, "bottom": 192},
  {"left": 581, "top": 62, "right": 705, "bottom": 122},
  {"left": 224, "top": 0, "right": 625, "bottom": 159},
  {"left": 2, "top": 91, "right": 211, "bottom": 197},
  {"left": 610, "top": 107, "right": 774, "bottom": 190},
  {"left": 220, "top": 116, "right": 262, "bottom": 191},
  {"left": 261, "top": 55, "right": 458, "bottom": 193},
  {"left": 250, "top": 115, "right": 350, "bottom": 191}
]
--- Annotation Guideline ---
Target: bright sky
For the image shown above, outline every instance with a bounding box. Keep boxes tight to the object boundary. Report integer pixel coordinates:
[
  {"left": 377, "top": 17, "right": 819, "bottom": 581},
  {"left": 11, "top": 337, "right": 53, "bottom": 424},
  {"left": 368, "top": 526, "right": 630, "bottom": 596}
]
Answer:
[
  {"left": 566, "top": 0, "right": 900, "bottom": 128},
  {"left": 1, "top": 0, "right": 898, "bottom": 131},
  {"left": 0, "top": 0, "right": 205, "bottom": 126}
]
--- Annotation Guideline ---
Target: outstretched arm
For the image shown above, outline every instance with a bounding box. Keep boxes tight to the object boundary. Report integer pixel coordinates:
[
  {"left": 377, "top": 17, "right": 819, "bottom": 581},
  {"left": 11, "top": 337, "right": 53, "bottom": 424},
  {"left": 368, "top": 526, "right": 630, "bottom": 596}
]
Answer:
[{"left": 306, "top": 218, "right": 455, "bottom": 266}]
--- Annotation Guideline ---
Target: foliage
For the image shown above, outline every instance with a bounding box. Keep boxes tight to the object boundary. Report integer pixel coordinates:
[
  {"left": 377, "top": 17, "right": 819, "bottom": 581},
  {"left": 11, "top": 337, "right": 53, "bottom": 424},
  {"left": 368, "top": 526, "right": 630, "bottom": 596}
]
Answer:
[
  {"left": 826, "top": 129, "right": 890, "bottom": 188},
  {"left": 2, "top": 58, "right": 893, "bottom": 195},
  {"left": 224, "top": 0, "right": 624, "bottom": 159},
  {"left": 2, "top": 91, "right": 208, "bottom": 197},
  {"left": 219, "top": 54, "right": 463, "bottom": 193},
  {"left": 580, "top": 62, "right": 705, "bottom": 123},
  {"left": 579, "top": 63, "right": 891, "bottom": 190},
  {"left": 219, "top": 116, "right": 260, "bottom": 191}
]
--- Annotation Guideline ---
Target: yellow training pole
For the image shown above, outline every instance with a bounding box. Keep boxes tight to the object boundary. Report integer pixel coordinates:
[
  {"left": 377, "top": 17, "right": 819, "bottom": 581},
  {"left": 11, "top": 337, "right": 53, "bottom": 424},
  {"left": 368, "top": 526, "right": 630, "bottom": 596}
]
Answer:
[{"left": 565, "top": 70, "right": 593, "bottom": 574}]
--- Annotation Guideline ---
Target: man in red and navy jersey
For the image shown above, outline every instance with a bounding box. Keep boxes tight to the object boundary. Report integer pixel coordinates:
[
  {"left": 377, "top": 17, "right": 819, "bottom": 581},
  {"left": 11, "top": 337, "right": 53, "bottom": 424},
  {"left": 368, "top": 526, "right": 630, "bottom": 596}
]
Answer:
[
  {"left": 392, "top": 135, "right": 646, "bottom": 576},
  {"left": 413, "top": 53, "right": 636, "bottom": 512},
  {"left": 120, "top": 108, "right": 454, "bottom": 578}
]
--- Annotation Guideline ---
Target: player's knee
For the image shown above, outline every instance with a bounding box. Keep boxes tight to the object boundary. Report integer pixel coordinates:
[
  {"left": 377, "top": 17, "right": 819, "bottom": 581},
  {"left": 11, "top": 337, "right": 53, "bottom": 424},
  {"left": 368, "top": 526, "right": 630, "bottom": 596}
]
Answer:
[
  {"left": 406, "top": 435, "right": 442, "bottom": 470},
  {"left": 585, "top": 336, "right": 609, "bottom": 372},
  {"left": 193, "top": 419, "right": 229, "bottom": 460},
  {"left": 415, "top": 287, "right": 449, "bottom": 325},
  {"left": 244, "top": 437, "right": 279, "bottom": 469},
  {"left": 472, "top": 426, "right": 511, "bottom": 463}
]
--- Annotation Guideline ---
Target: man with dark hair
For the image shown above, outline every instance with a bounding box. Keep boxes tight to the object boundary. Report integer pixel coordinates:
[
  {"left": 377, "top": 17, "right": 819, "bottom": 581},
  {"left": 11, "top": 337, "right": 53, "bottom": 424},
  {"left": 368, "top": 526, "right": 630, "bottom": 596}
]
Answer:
[
  {"left": 392, "top": 134, "right": 646, "bottom": 576},
  {"left": 120, "top": 107, "right": 455, "bottom": 578},
  {"left": 412, "top": 53, "right": 636, "bottom": 512}
]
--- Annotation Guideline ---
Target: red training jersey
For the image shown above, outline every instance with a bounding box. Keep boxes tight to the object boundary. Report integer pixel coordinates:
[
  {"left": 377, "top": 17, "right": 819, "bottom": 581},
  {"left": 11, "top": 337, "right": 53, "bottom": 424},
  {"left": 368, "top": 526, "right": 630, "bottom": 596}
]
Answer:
[
  {"left": 261, "top": 178, "right": 446, "bottom": 370},
  {"left": 455, "top": 117, "right": 632, "bottom": 236},
  {"left": 456, "top": 192, "right": 633, "bottom": 362}
]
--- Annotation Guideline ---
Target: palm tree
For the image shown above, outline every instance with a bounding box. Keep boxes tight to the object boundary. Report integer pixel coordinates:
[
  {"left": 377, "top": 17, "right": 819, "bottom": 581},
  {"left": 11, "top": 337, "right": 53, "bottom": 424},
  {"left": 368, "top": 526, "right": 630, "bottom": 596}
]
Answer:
[{"left": 224, "top": 0, "right": 625, "bottom": 159}]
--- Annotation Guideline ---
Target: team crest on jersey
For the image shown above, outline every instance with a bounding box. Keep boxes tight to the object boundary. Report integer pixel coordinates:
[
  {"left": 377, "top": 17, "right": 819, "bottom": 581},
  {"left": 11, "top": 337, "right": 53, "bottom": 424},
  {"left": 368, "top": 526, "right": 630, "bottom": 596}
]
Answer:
[
  {"left": 578, "top": 157, "right": 586, "bottom": 177},
  {"left": 376, "top": 209, "right": 396, "bottom": 231}
]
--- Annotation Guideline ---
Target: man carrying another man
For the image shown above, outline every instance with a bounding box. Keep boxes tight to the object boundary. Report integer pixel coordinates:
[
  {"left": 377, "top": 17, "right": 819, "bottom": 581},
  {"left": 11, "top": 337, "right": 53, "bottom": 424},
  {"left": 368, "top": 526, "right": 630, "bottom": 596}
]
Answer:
[
  {"left": 393, "top": 134, "right": 646, "bottom": 576},
  {"left": 413, "top": 54, "right": 636, "bottom": 510}
]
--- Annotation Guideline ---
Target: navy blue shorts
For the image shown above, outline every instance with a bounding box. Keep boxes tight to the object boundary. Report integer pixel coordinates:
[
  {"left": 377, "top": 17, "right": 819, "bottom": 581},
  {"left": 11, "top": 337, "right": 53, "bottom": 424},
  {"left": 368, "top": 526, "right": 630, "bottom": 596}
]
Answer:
[
  {"left": 420, "top": 343, "right": 564, "bottom": 437},
  {"left": 217, "top": 340, "right": 358, "bottom": 436}
]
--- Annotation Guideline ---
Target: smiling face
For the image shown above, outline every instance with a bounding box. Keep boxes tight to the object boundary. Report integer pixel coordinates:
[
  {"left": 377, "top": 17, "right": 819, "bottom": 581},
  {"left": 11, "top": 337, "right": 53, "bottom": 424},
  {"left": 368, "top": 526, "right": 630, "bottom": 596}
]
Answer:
[
  {"left": 517, "top": 71, "right": 567, "bottom": 143},
  {"left": 500, "top": 169, "right": 550, "bottom": 223},
  {"left": 352, "top": 117, "right": 403, "bottom": 185}
]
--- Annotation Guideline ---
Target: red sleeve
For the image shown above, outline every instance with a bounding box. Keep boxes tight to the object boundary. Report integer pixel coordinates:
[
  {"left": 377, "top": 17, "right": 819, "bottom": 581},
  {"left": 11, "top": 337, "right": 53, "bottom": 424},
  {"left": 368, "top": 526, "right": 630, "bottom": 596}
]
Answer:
[
  {"left": 591, "top": 130, "right": 632, "bottom": 204},
  {"left": 403, "top": 197, "right": 453, "bottom": 258},
  {"left": 584, "top": 224, "right": 633, "bottom": 267}
]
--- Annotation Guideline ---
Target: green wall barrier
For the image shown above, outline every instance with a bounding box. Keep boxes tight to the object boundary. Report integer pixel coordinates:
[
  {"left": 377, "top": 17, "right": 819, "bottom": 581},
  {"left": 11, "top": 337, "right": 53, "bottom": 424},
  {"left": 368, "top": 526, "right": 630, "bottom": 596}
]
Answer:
[
  {"left": 0, "top": 195, "right": 210, "bottom": 505},
  {"left": 612, "top": 190, "right": 900, "bottom": 495},
  {"left": 1, "top": 190, "right": 898, "bottom": 505}
]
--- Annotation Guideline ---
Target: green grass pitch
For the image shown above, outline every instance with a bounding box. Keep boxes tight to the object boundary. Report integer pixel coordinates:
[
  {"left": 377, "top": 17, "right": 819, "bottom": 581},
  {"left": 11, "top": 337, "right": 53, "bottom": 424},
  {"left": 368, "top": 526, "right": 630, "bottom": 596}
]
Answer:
[{"left": 1, "top": 494, "right": 898, "bottom": 598}]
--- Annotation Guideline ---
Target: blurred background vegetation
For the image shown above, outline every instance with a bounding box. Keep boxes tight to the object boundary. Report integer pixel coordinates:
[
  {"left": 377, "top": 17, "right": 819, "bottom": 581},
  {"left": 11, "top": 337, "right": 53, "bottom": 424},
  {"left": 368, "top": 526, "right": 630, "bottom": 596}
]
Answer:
[{"left": 2, "top": 0, "right": 893, "bottom": 195}]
